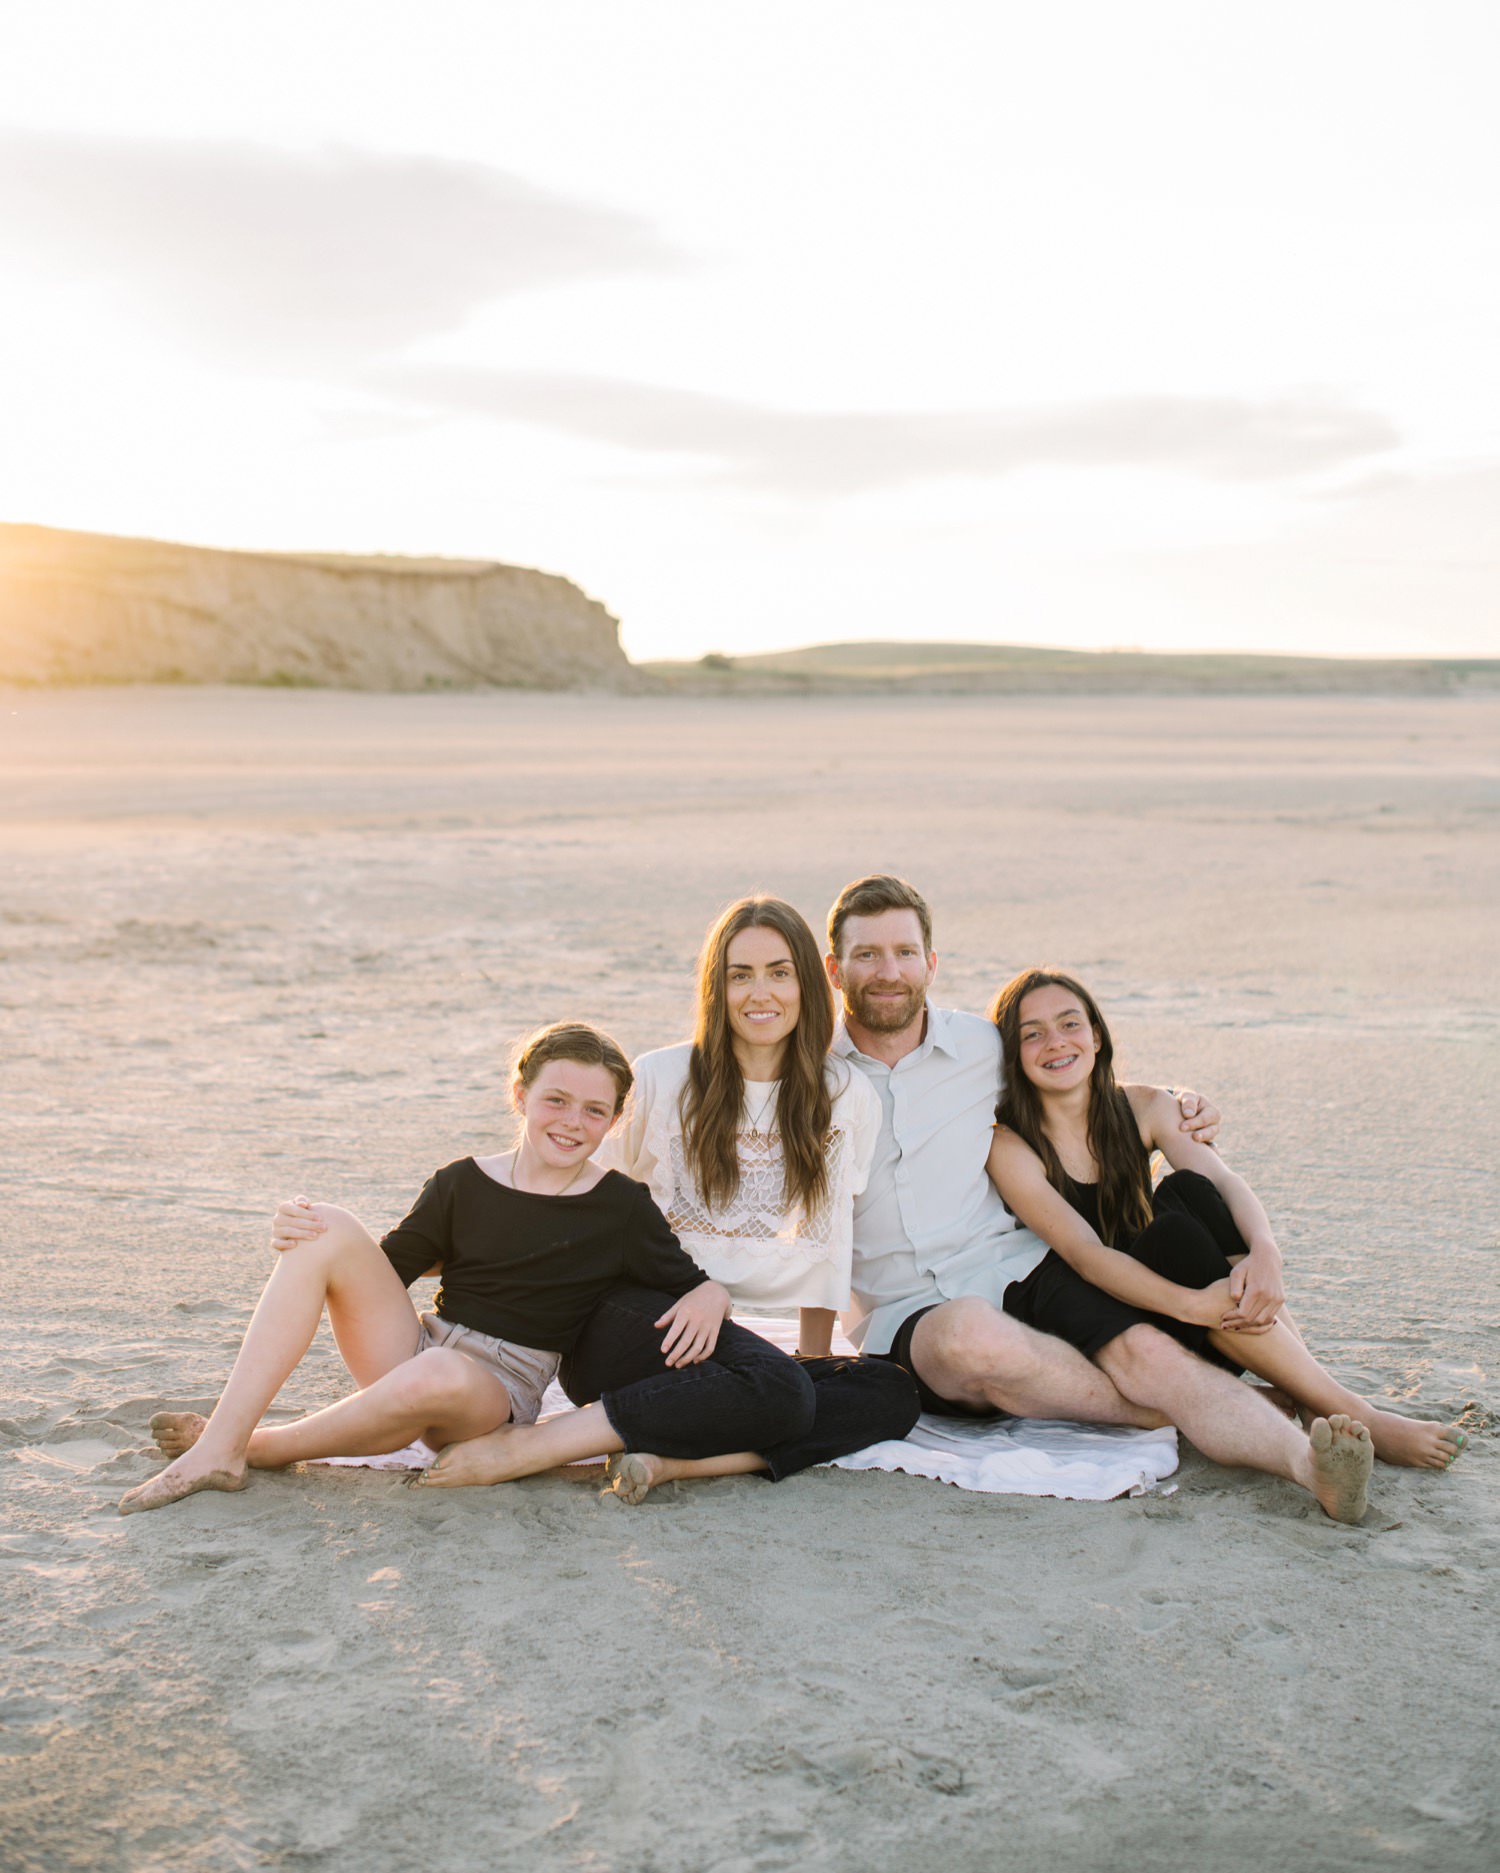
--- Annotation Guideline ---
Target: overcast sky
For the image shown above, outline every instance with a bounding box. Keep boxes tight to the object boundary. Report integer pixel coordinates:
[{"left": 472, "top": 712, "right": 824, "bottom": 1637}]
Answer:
[{"left": 0, "top": 2, "right": 1495, "bottom": 659}]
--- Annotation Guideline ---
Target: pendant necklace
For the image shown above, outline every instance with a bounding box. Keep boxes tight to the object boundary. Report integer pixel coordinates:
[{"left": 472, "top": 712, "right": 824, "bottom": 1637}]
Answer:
[{"left": 743, "top": 1081, "right": 779, "bottom": 1142}]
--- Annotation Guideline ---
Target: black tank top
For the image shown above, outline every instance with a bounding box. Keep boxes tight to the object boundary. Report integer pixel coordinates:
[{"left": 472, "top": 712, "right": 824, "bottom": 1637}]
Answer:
[{"left": 1061, "top": 1175, "right": 1103, "bottom": 1238}]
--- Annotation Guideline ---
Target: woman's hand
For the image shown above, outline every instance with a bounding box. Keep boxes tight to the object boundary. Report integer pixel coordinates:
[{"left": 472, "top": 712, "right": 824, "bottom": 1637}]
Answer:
[
  {"left": 655, "top": 1281, "right": 731, "bottom": 1367},
  {"left": 270, "top": 1196, "right": 326, "bottom": 1253},
  {"left": 1221, "top": 1249, "right": 1285, "bottom": 1332}
]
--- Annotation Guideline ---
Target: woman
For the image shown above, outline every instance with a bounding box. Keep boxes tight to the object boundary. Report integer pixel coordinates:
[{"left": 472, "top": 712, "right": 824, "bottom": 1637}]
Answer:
[
  {"left": 594, "top": 893, "right": 920, "bottom": 1500},
  {"left": 121, "top": 1022, "right": 812, "bottom": 1514},
  {"left": 987, "top": 968, "right": 1464, "bottom": 1475},
  {"left": 409, "top": 896, "right": 920, "bottom": 1498}
]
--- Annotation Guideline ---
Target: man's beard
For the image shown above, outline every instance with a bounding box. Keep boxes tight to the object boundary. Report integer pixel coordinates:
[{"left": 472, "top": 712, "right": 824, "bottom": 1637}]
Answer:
[{"left": 844, "top": 979, "right": 926, "bottom": 1034}]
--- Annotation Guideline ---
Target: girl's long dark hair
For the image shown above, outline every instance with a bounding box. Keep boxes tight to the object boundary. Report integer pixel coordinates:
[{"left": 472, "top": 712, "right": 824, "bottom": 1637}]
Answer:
[
  {"left": 990, "top": 968, "right": 1153, "bottom": 1248},
  {"left": 681, "top": 896, "right": 836, "bottom": 1217}
]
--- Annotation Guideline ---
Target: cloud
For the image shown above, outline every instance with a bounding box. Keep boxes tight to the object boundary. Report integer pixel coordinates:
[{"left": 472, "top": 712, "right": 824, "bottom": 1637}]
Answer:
[
  {"left": 372, "top": 366, "right": 1401, "bottom": 494},
  {"left": 1105, "top": 460, "right": 1500, "bottom": 656},
  {"left": 0, "top": 132, "right": 684, "bottom": 367}
]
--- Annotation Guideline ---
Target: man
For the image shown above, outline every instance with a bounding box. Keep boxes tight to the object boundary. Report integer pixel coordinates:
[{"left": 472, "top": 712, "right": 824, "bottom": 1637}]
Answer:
[{"left": 823, "top": 874, "right": 1373, "bottom": 1520}]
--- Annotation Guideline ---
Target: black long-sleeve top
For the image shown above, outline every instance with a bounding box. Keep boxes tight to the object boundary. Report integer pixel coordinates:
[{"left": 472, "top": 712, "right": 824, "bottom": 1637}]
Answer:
[{"left": 379, "top": 1158, "right": 711, "bottom": 1353}]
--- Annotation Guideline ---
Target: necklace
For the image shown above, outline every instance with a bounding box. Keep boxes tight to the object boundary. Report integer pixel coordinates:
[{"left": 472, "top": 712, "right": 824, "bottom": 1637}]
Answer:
[
  {"left": 742, "top": 1081, "right": 780, "bottom": 1141},
  {"left": 509, "top": 1144, "right": 590, "bottom": 1198}
]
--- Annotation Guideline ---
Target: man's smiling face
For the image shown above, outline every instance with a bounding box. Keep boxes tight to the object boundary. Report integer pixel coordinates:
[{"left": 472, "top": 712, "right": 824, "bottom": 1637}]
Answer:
[{"left": 828, "top": 907, "right": 936, "bottom": 1036}]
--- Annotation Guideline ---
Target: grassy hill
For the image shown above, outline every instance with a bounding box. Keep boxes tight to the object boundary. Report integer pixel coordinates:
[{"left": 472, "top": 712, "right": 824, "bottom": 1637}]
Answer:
[{"left": 643, "top": 640, "right": 1500, "bottom": 695}]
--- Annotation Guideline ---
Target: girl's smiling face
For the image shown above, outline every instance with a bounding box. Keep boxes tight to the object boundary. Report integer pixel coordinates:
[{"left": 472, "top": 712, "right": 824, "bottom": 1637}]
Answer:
[
  {"left": 513, "top": 1060, "right": 621, "bottom": 1169},
  {"left": 1017, "top": 984, "right": 1100, "bottom": 1095}
]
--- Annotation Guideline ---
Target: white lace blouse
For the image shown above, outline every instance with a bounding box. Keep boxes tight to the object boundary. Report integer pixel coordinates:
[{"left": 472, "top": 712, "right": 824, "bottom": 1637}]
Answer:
[{"left": 602, "top": 1041, "right": 882, "bottom": 1310}]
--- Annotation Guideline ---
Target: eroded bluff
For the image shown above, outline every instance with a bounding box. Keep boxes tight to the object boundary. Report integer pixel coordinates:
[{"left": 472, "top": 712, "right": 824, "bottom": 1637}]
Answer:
[{"left": 0, "top": 524, "right": 635, "bottom": 690}]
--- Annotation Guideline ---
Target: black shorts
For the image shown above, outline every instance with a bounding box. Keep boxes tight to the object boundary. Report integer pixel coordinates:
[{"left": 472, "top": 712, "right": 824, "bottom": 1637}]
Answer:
[
  {"left": 873, "top": 1304, "right": 1011, "bottom": 1421},
  {"left": 1002, "top": 1248, "right": 1230, "bottom": 1367}
]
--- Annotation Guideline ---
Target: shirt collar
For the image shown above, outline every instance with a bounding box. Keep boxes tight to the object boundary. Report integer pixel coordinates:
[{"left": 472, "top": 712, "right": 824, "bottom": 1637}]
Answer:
[{"left": 833, "top": 1001, "right": 958, "bottom": 1063}]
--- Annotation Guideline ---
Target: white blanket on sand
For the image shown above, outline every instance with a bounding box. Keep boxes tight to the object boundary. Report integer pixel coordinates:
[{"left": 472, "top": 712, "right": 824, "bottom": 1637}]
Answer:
[{"left": 317, "top": 1315, "right": 1179, "bottom": 1503}]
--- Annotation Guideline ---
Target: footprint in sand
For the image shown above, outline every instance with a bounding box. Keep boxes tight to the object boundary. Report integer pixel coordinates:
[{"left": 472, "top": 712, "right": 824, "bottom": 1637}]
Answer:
[
  {"left": 1135, "top": 1591, "right": 1188, "bottom": 1634},
  {"left": 1233, "top": 1617, "right": 1304, "bottom": 1675},
  {"left": 256, "top": 1632, "right": 338, "bottom": 1674}
]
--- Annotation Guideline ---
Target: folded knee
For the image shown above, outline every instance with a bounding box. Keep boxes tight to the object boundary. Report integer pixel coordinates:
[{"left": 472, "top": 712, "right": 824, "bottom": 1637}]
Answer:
[
  {"left": 302, "top": 1204, "right": 370, "bottom": 1257},
  {"left": 924, "top": 1298, "right": 1027, "bottom": 1381},
  {"left": 394, "top": 1347, "right": 471, "bottom": 1413},
  {"left": 1102, "top": 1324, "right": 1187, "bottom": 1390},
  {"left": 864, "top": 1362, "right": 922, "bottom": 1441},
  {"left": 757, "top": 1359, "right": 818, "bottom": 1445}
]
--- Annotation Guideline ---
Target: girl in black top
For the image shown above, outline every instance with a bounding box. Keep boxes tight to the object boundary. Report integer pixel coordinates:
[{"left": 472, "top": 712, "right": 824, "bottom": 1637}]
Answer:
[
  {"left": 987, "top": 969, "right": 1463, "bottom": 1472},
  {"left": 119, "top": 1023, "right": 748, "bottom": 1515}
]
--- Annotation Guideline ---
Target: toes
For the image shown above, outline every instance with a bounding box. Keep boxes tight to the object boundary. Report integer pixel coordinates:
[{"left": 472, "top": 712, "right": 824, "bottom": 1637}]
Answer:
[{"left": 1310, "top": 1418, "right": 1332, "bottom": 1452}]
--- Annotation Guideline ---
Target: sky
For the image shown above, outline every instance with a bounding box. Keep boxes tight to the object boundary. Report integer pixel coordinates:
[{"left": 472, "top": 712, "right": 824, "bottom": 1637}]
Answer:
[{"left": 0, "top": 2, "right": 1496, "bottom": 662}]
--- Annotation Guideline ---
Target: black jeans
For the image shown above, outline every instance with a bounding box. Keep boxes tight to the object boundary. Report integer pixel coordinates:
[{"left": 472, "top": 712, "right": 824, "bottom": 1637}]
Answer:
[{"left": 561, "top": 1285, "right": 920, "bottom": 1481}]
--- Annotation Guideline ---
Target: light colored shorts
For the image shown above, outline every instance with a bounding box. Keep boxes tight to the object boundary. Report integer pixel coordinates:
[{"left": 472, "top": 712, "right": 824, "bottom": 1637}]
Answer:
[{"left": 416, "top": 1311, "right": 560, "bottom": 1428}]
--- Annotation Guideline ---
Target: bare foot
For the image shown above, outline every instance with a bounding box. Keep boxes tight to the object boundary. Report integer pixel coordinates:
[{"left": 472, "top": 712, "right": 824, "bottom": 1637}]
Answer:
[
  {"left": 1306, "top": 1414, "right": 1373, "bottom": 1524},
  {"left": 118, "top": 1447, "right": 247, "bottom": 1516},
  {"left": 151, "top": 1411, "right": 208, "bottom": 1457},
  {"left": 418, "top": 1427, "right": 525, "bottom": 1488},
  {"left": 605, "top": 1452, "right": 666, "bottom": 1505},
  {"left": 1366, "top": 1411, "right": 1465, "bottom": 1470}
]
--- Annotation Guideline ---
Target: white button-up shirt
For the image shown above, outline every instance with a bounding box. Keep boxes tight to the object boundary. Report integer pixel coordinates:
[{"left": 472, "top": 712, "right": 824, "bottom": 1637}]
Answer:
[{"left": 833, "top": 1003, "right": 1047, "bottom": 1353}]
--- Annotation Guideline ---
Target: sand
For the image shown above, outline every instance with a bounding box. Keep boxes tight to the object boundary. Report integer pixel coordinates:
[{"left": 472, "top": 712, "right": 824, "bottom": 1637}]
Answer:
[{"left": 1, "top": 686, "right": 1496, "bottom": 1873}]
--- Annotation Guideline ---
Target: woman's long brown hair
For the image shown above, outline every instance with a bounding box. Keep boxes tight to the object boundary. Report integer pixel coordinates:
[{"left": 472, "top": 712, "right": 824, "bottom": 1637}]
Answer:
[
  {"left": 681, "top": 896, "right": 836, "bottom": 1217},
  {"left": 990, "top": 968, "right": 1153, "bottom": 1247}
]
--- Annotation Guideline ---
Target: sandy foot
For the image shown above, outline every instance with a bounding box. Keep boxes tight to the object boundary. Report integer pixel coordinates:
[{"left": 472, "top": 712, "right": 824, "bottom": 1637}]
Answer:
[
  {"left": 118, "top": 1448, "right": 248, "bottom": 1516},
  {"left": 418, "top": 1427, "right": 522, "bottom": 1488},
  {"left": 605, "top": 1452, "right": 663, "bottom": 1505},
  {"left": 1366, "top": 1411, "right": 1465, "bottom": 1470},
  {"left": 151, "top": 1410, "right": 209, "bottom": 1457},
  {"left": 1307, "top": 1414, "right": 1373, "bottom": 1523}
]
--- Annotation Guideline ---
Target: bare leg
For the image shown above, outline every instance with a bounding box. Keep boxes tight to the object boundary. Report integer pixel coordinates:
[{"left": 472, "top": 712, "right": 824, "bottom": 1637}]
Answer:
[
  {"left": 119, "top": 1206, "right": 423, "bottom": 1515},
  {"left": 1210, "top": 1320, "right": 1464, "bottom": 1469},
  {"left": 1097, "top": 1326, "right": 1372, "bottom": 1522},
  {"left": 420, "top": 1401, "right": 626, "bottom": 1488},
  {"left": 910, "top": 1298, "right": 1168, "bottom": 1427},
  {"left": 247, "top": 1346, "right": 513, "bottom": 1465},
  {"left": 605, "top": 1450, "right": 767, "bottom": 1503}
]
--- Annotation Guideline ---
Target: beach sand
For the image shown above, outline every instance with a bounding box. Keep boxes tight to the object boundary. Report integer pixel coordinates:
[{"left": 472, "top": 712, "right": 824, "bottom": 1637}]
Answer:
[{"left": 2, "top": 686, "right": 1496, "bottom": 1872}]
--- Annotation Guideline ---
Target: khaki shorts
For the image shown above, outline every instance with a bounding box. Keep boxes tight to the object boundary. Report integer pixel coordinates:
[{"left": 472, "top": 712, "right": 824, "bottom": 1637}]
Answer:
[{"left": 416, "top": 1312, "right": 560, "bottom": 1427}]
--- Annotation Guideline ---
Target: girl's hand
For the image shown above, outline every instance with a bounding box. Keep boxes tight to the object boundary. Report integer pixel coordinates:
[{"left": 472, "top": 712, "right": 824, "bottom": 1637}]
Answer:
[
  {"left": 1189, "top": 1277, "right": 1238, "bottom": 1328},
  {"left": 271, "top": 1196, "right": 326, "bottom": 1253},
  {"left": 1222, "top": 1251, "right": 1285, "bottom": 1332},
  {"left": 1174, "top": 1090, "right": 1221, "bottom": 1145},
  {"left": 655, "top": 1281, "right": 731, "bottom": 1367}
]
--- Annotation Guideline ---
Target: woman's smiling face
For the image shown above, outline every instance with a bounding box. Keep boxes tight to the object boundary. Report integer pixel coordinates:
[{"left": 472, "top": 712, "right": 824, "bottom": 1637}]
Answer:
[
  {"left": 1016, "top": 983, "right": 1100, "bottom": 1094},
  {"left": 724, "top": 924, "right": 802, "bottom": 1062}
]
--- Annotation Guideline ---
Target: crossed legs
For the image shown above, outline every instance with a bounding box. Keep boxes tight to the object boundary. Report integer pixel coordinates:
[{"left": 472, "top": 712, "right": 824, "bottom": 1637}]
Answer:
[
  {"left": 910, "top": 1297, "right": 1168, "bottom": 1427},
  {"left": 908, "top": 1296, "right": 1372, "bottom": 1521},
  {"left": 119, "top": 1206, "right": 514, "bottom": 1514}
]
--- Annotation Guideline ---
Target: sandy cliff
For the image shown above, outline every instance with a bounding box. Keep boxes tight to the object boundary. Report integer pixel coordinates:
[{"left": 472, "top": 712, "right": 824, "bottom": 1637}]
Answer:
[{"left": 0, "top": 523, "right": 635, "bottom": 690}]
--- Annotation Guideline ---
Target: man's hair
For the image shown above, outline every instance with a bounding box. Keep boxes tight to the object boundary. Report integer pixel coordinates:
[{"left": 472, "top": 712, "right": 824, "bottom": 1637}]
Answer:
[
  {"left": 826, "top": 874, "right": 933, "bottom": 958},
  {"left": 511, "top": 1021, "right": 633, "bottom": 1114}
]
